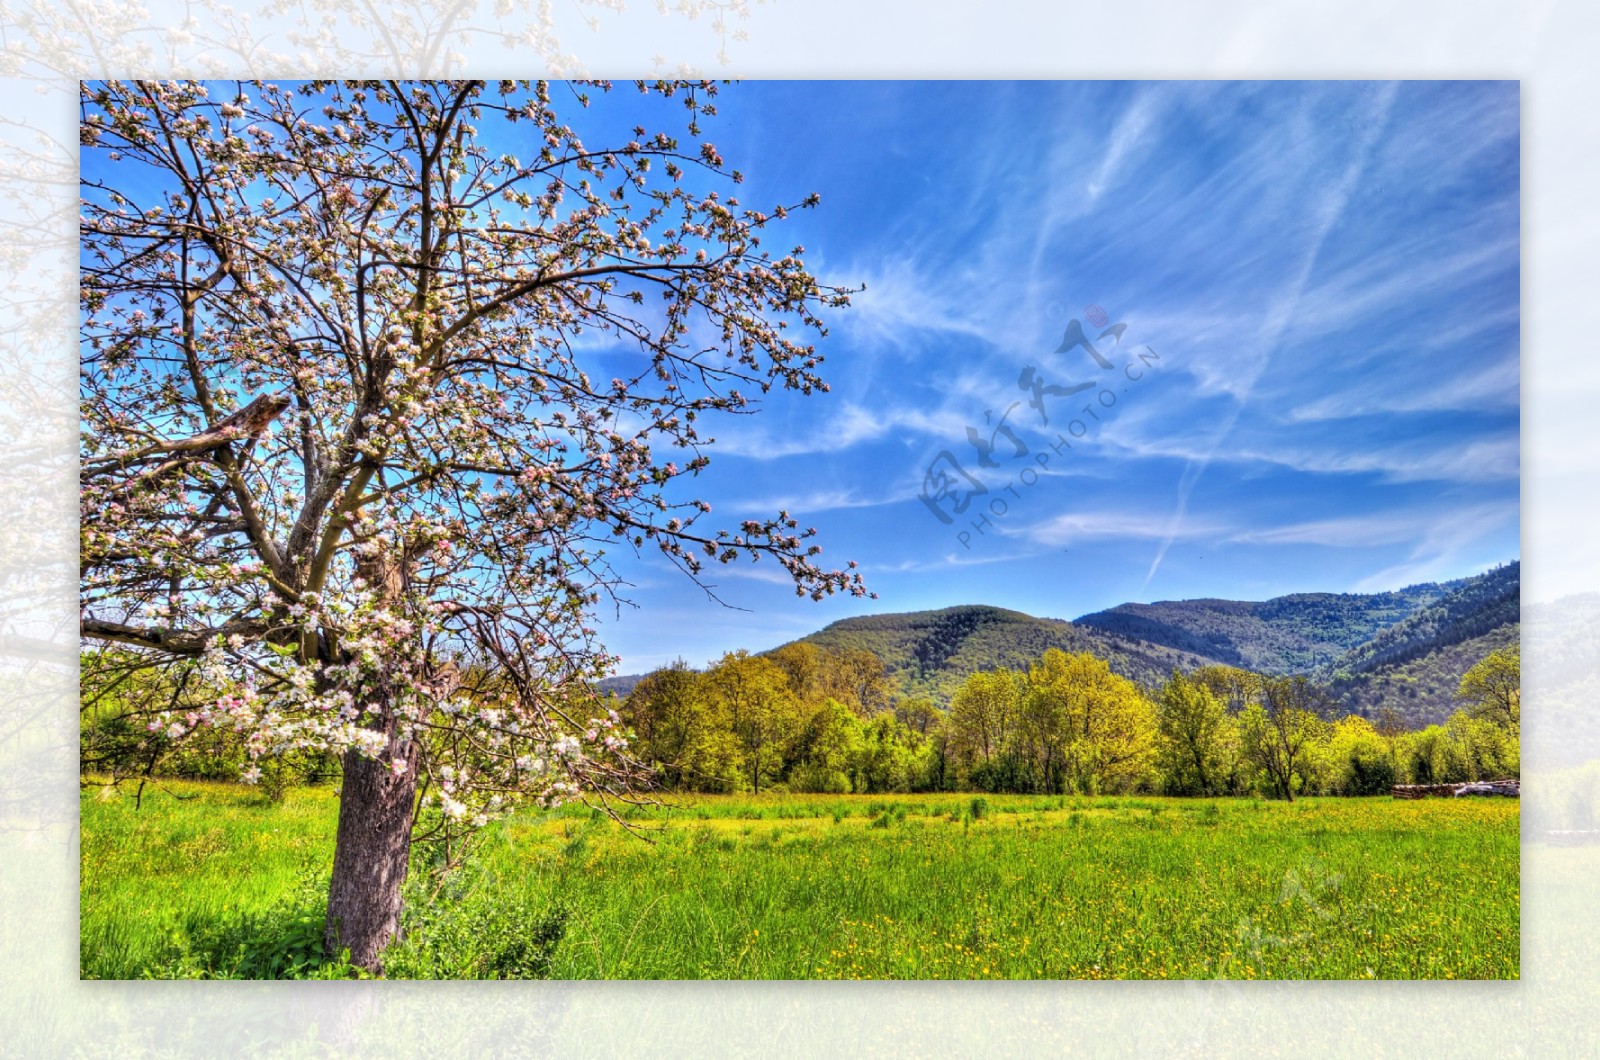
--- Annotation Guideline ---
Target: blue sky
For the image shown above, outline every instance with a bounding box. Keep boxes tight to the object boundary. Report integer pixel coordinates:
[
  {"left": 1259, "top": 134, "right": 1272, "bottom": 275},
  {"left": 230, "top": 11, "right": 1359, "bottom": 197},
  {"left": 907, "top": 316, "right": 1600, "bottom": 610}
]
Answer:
[{"left": 583, "top": 81, "right": 1521, "bottom": 673}]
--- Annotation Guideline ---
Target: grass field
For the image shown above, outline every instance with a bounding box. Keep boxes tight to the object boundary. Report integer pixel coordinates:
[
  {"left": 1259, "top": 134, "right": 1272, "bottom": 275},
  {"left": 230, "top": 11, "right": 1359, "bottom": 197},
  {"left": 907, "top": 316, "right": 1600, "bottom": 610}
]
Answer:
[{"left": 80, "top": 782, "right": 1519, "bottom": 980}]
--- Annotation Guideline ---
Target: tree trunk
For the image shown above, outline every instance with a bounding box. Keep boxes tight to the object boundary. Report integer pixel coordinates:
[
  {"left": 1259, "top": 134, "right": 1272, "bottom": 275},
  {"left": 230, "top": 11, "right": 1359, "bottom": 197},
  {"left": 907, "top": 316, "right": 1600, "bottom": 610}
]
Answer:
[{"left": 324, "top": 743, "right": 418, "bottom": 972}]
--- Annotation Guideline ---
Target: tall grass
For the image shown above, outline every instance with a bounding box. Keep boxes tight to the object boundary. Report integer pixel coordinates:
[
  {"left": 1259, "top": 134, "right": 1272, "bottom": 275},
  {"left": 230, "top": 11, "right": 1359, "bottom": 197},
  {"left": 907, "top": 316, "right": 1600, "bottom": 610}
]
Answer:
[{"left": 81, "top": 783, "right": 1519, "bottom": 979}]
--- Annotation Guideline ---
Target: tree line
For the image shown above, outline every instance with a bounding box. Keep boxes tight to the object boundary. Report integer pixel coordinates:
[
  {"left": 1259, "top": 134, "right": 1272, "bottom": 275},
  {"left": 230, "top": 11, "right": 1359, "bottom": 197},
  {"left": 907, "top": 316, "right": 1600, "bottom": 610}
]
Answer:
[{"left": 620, "top": 643, "right": 1521, "bottom": 799}]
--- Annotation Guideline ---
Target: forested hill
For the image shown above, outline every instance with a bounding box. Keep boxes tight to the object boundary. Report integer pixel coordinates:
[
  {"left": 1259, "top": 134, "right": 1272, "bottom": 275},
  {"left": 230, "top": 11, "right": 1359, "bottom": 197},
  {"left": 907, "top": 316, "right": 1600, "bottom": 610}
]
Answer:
[
  {"left": 1322, "top": 562, "right": 1520, "bottom": 679},
  {"left": 790, "top": 604, "right": 1221, "bottom": 703},
  {"left": 1072, "top": 583, "right": 1458, "bottom": 674},
  {"left": 1323, "top": 563, "right": 1521, "bottom": 727}
]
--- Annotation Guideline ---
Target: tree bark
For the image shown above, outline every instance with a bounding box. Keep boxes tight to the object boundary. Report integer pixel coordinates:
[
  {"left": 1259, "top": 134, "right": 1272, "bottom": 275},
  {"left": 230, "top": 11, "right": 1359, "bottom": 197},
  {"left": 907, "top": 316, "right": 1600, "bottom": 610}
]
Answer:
[{"left": 324, "top": 741, "right": 419, "bottom": 972}]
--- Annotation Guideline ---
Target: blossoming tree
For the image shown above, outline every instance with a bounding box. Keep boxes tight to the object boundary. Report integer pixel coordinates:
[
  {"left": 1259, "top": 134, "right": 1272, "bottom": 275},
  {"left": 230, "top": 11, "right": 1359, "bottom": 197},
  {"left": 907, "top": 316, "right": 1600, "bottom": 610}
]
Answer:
[{"left": 79, "top": 79, "right": 868, "bottom": 970}]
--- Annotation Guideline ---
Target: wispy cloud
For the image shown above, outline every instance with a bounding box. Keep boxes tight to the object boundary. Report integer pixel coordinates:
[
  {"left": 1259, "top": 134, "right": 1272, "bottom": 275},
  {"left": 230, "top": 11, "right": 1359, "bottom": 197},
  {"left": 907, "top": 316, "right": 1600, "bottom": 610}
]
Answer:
[
  {"left": 1143, "top": 82, "right": 1403, "bottom": 588},
  {"left": 728, "top": 484, "right": 917, "bottom": 516},
  {"left": 837, "top": 257, "right": 993, "bottom": 349},
  {"left": 1350, "top": 502, "right": 1519, "bottom": 591},
  {"left": 1226, "top": 503, "right": 1511, "bottom": 549},
  {"left": 1285, "top": 352, "right": 1520, "bottom": 423},
  {"left": 1101, "top": 429, "right": 1519, "bottom": 485},
  {"left": 1021, "top": 508, "right": 1225, "bottom": 549},
  {"left": 1085, "top": 88, "right": 1166, "bottom": 203},
  {"left": 710, "top": 397, "right": 999, "bottom": 462}
]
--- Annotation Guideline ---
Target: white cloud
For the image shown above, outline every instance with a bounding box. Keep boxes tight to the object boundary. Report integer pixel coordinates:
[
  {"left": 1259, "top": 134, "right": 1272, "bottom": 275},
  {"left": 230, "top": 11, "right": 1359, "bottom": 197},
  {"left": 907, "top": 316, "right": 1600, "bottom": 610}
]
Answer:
[
  {"left": 727, "top": 484, "right": 917, "bottom": 515},
  {"left": 1016, "top": 508, "right": 1225, "bottom": 549},
  {"left": 1085, "top": 89, "right": 1167, "bottom": 203},
  {"left": 1226, "top": 503, "right": 1511, "bottom": 549},
  {"left": 1285, "top": 352, "right": 1520, "bottom": 423}
]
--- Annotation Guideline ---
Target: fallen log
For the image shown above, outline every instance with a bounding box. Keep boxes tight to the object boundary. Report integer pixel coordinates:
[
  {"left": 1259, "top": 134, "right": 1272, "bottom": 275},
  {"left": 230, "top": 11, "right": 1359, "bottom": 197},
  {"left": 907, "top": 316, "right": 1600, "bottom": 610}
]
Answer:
[{"left": 1392, "top": 780, "right": 1519, "bottom": 799}]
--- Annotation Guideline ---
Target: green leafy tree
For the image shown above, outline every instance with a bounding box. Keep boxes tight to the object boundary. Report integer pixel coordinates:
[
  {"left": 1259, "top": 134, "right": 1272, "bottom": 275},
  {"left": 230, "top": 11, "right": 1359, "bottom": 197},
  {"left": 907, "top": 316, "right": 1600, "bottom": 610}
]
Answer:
[
  {"left": 1239, "top": 675, "right": 1329, "bottom": 801},
  {"left": 767, "top": 642, "right": 826, "bottom": 707},
  {"left": 1191, "top": 665, "right": 1262, "bottom": 714},
  {"left": 853, "top": 714, "right": 929, "bottom": 793},
  {"left": 821, "top": 647, "right": 894, "bottom": 715},
  {"left": 702, "top": 651, "right": 802, "bottom": 793},
  {"left": 790, "top": 698, "right": 863, "bottom": 793},
  {"left": 620, "top": 662, "right": 742, "bottom": 791},
  {"left": 1320, "top": 715, "right": 1396, "bottom": 795},
  {"left": 1020, "top": 649, "right": 1156, "bottom": 795},
  {"left": 948, "top": 668, "right": 1019, "bottom": 783},
  {"left": 894, "top": 697, "right": 941, "bottom": 736},
  {"left": 1154, "top": 671, "right": 1232, "bottom": 795},
  {"left": 1446, "top": 711, "right": 1519, "bottom": 780},
  {"left": 1457, "top": 646, "right": 1520, "bottom": 732}
]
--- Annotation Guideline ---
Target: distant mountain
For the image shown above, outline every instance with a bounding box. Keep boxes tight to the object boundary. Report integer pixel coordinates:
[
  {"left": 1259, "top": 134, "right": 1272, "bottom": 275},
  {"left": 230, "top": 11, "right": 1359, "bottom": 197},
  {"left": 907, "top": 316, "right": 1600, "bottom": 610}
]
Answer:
[
  {"left": 789, "top": 604, "right": 1221, "bottom": 704},
  {"left": 597, "top": 673, "right": 646, "bottom": 698},
  {"left": 1323, "top": 563, "right": 1519, "bottom": 678},
  {"left": 1073, "top": 583, "right": 1457, "bottom": 674}
]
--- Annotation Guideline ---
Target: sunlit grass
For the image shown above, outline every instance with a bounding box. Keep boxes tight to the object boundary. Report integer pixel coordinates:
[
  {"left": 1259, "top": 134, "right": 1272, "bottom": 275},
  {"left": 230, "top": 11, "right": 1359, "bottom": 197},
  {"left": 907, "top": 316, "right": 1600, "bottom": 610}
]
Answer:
[{"left": 81, "top": 783, "right": 1519, "bottom": 980}]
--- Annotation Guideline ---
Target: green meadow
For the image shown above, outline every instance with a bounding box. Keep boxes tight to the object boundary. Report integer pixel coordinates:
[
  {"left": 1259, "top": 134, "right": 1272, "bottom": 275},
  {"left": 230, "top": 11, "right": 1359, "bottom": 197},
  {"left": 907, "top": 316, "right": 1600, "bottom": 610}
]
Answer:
[{"left": 80, "top": 782, "right": 1519, "bottom": 980}]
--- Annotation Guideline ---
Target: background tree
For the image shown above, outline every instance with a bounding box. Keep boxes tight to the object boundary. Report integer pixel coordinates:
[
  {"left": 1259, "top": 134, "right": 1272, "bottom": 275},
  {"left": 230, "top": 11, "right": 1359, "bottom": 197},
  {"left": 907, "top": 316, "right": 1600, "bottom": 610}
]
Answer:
[
  {"left": 1192, "top": 664, "right": 1261, "bottom": 715},
  {"left": 1154, "top": 671, "right": 1231, "bottom": 796},
  {"left": 1021, "top": 650, "right": 1156, "bottom": 795},
  {"left": 1457, "top": 646, "right": 1520, "bottom": 733},
  {"left": 767, "top": 642, "right": 825, "bottom": 707},
  {"left": 1240, "top": 675, "right": 1329, "bottom": 801},
  {"left": 948, "top": 668, "right": 1019, "bottom": 787},
  {"left": 701, "top": 651, "right": 802, "bottom": 793},
  {"left": 854, "top": 713, "right": 928, "bottom": 793},
  {"left": 894, "top": 697, "right": 940, "bottom": 736},
  {"left": 619, "top": 661, "right": 725, "bottom": 790},
  {"left": 789, "top": 698, "right": 862, "bottom": 793},
  {"left": 820, "top": 646, "right": 893, "bottom": 715},
  {"left": 79, "top": 79, "right": 868, "bottom": 971},
  {"left": 1319, "top": 715, "right": 1396, "bottom": 796}
]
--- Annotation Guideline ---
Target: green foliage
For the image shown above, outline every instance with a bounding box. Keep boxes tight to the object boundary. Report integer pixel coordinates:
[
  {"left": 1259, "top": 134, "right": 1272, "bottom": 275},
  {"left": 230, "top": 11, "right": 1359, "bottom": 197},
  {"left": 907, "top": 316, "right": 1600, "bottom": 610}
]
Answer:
[
  {"left": 1155, "top": 672, "right": 1234, "bottom": 795},
  {"left": 790, "top": 699, "right": 863, "bottom": 794},
  {"left": 1237, "top": 676, "right": 1330, "bottom": 801},
  {"left": 1330, "top": 564, "right": 1519, "bottom": 677},
  {"left": 702, "top": 651, "right": 805, "bottom": 795},
  {"left": 946, "top": 651, "right": 1158, "bottom": 795},
  {"left": 853, "top": 714, "right": 932, "bottom": 793},
  {"left": 1330, "top": 624, "right": 1519, "bottom": 729},
  {"left": 622, "top": 637, "right": 1518, "bottom": 801},
  {"left": 1318, "top": 717, "right": 1398, "bottom": 796},
  {"left": 80, "top": 648, "right": 340, "bottom": 789},
  {"left": 1457, "top": 645, "right": 1520, "bottom": 732}
]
